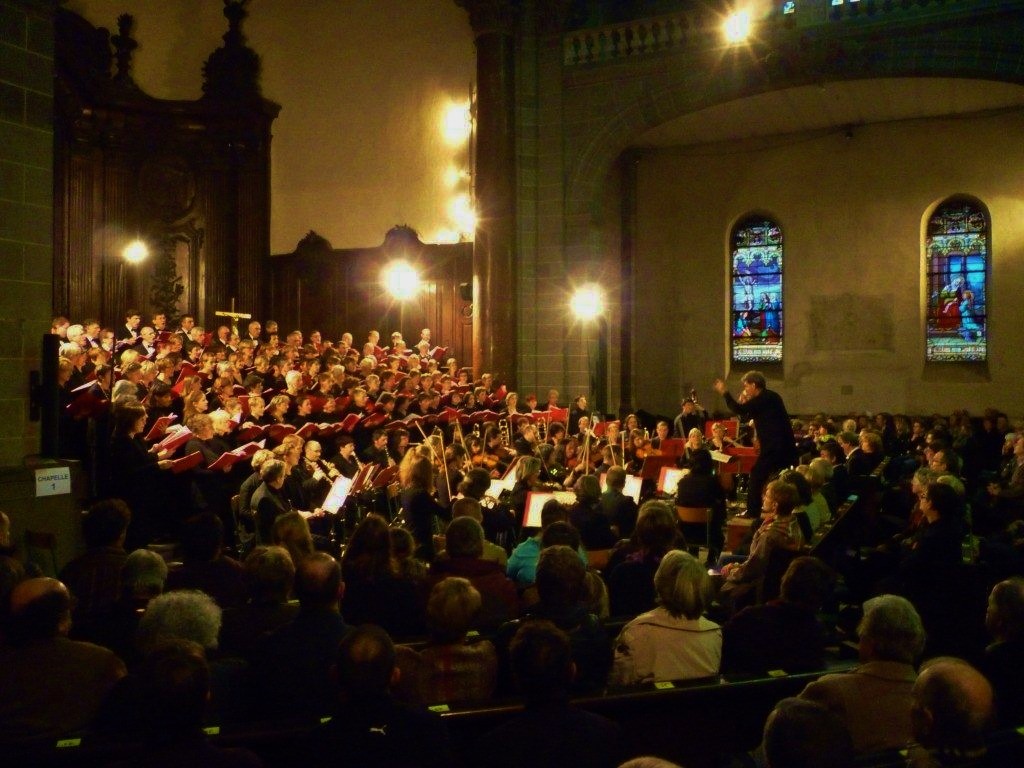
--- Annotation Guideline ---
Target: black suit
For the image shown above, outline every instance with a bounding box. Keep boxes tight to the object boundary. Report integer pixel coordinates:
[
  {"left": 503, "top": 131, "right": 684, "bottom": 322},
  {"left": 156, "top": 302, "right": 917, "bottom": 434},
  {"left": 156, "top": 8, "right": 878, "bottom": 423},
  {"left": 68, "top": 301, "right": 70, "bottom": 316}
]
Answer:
[{"left": 724, "top": 388, "right": 796, "bottom": 516}]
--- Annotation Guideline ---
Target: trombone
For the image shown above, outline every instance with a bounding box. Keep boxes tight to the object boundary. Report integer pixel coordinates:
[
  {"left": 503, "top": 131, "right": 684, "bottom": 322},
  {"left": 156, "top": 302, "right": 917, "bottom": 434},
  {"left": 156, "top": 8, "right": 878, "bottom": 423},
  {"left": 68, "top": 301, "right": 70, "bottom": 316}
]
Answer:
[{"left": 498, "top": 418, "right": 512, "bottom": 448}]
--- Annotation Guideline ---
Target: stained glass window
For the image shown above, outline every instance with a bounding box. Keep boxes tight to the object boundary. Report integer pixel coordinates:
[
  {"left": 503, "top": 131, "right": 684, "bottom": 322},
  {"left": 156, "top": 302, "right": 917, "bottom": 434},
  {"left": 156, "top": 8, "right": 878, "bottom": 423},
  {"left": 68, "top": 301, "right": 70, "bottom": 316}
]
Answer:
[
  {"left": 925, "top": 199, "right": 988, "bottom": 362},
  {"left": 731, "top": 216, "right": 783, "bottom": 363}
]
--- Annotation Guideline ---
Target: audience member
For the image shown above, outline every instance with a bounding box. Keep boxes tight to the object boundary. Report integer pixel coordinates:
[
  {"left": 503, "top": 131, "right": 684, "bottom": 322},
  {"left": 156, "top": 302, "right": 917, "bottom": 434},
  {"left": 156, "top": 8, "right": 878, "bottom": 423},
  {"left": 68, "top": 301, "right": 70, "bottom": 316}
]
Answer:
[
  {"left": 59, "top": 498, "right": 130, "bottom": 627},
  {"left": 722, "top": 556, "right": 832, "bottom": 674},
  {"left": 340, "top": 514, "right": 424, "bottom": 637},
  {"left": 219, "top": 545, "right": 298, "bottom": 661},
  {"left": 430, "top": 516, "right": 519, "bottom": 630},
  {"left": 303, "top": 624, "right": 452, "bottom": 768},
  {"left": 611, "top": 550, "right": 720, "bottom": 686},
  {"left": 719, "top": 479, "right": 803, "bottom": 614},
  {"left": 0, "top": 577, "right": 126, "bottom": 742},
  {"left": 798, "top": 594, "right": 924, "bottom": 754},
  {"left": 106, "top": 639, "right": 263, "bottom": 768},
  {"left": 251, "top": 552, "right": 350, "bottom": 720},
  {"left": 451, "top": 496, "right": 508, "bottom": 567},
  {"left": 92, "top": 548, "right": 168, "bottom": 663},
  {"left": 506, "top": 499, "right": 586, "bottom": 587},
  {"left": 762, "top": 697, "right": 854, "bottom": 768},
  {"left": 478, "top": 620, "right": 622, "bottom": 768},
  {"left": 907, "top": 658, "right": 995, "bottom": 768},
  {"left": 165, "top": 514, "right": 247, "bottom": 609},
  {"left": 976, "top": 577, "right": 1024, "bottom": 728},
  {"left": 396, "top": 577, "right": 498, "bottom": 705},
  {"left": 606, "top": 500, "right": 681, "bottom": 618},
  {"left": 498, "top": 545, "right": 612, "bottom": 695}
]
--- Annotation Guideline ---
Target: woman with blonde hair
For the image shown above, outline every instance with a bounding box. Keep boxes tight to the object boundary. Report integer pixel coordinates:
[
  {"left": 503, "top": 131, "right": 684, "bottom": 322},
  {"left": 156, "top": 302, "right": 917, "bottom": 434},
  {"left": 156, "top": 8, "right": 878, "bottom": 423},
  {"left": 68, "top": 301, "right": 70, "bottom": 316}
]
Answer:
[{"left": 611, "top": 550, "right": 721, "bottom": 685}]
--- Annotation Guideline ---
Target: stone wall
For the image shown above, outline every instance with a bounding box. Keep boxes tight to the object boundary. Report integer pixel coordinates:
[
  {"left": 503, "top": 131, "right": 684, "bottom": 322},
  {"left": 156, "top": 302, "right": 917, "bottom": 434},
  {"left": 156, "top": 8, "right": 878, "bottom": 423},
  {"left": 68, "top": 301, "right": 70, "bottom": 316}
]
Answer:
[{"left": 0, "top": 0, "right": 54, "bottom": 466}]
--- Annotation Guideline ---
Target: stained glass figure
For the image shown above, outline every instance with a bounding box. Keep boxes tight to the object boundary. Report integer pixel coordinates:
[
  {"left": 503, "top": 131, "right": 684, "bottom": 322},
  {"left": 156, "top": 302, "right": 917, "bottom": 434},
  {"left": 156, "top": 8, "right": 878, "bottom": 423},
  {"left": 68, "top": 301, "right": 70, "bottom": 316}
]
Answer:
[
  {"left": 925, "top": 199, "right": 988, "bottom": 362},
  {"left": 731, "top": 216, "right": 783, "bottom": 363}
]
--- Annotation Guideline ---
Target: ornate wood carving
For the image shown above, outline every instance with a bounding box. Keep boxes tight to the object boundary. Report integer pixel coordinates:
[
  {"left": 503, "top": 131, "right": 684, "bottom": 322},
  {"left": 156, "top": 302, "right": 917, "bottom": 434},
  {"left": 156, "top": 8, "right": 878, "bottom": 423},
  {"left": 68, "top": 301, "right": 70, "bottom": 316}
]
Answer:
[
  {"left": 268, "top": 227, "right": 474, "bottom": 372},
  {"left": 54, "top": 3, "right": 279, "bottom": 327}
]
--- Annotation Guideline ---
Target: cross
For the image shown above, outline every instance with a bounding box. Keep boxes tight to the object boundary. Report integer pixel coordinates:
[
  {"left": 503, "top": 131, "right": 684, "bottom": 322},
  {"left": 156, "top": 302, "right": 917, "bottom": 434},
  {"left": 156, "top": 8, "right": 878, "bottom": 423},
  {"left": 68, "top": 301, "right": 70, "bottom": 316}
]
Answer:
[{"left": 214, "top": 298, "right": 252, "bottom": 337}]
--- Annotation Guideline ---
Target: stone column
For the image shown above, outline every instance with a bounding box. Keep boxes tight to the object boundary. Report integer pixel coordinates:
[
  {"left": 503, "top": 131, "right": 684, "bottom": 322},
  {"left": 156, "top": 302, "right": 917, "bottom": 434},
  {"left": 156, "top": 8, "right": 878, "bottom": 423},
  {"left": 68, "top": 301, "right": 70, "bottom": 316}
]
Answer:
[{"left": 456, "top": 0, "right": 517, "bottom": 382}]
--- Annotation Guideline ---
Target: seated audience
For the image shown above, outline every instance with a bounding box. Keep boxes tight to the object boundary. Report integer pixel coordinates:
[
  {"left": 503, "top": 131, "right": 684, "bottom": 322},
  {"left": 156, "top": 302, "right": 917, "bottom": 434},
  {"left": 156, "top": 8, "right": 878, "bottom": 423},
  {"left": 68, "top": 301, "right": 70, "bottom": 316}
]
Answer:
[
  {"left": 0, "top": 577, "right": 126, "bottom": 742},
  {"left": 165, "top": 514, "right": 247, "bottom": 609},
  {"left": 506, "top": 499, "right": 586, "bottom": 587},
  {"left": 341, "top": 514, "right": 424, "bottom": 637},
  {"left": 719, "top": 479, "right": 804, "bottom": 614},
  {"left": 497, "top": 545, "right": 612, "bottom": 695},
  {"left": 396, "top": 577, "right": 498, "bottom": 705},
  {"left": 906, "top": 658, "right": 995, "bottom": 768},
  {"left": 606, "top": 500, "right": 681, "bottom": 618},
  {"left": 610, "top": 550, "right": 721, "bottom": 686},
  {"left": 722, "top": 556, "right": 832, "bottom": 674},
  {"left": 762, "top": 697, "right": 854, "bottom": 768},
  {"left": 976, "top": 577, "right": 1024, "bottom": 728},
  {"left": 219, "top": 545, "right": 299, "bottom": 661},
  {"left": 799, "top": 594, "right": 924, "bottom": 754},
  {"left": 478, "top": 620, "right": 623, "bottom": 768},
  {"left": 430, "top": 516, "right": 519, "bottom": 630},
  {"left": 106, "top": 639, "right": 263, "bottom": 768},
  {"left": 60, "top": 499, "right": 131, "bottom": 630},
  {"left": 302, "top": 624, "right": 452, "bottom": 768},
  {"left": 451, "top": 496, "right": 508, "bottom": 567},
  {"left": 91, "top": 548, "right": 168, "bottom": 663}
]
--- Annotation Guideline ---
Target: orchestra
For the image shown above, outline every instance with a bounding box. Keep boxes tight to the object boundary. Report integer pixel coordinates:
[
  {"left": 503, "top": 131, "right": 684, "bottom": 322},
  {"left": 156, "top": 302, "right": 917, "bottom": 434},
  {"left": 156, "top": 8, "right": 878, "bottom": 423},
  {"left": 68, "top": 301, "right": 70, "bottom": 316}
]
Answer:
[{"left": 53, "top": 312, "right": 758, "bottom": 561}]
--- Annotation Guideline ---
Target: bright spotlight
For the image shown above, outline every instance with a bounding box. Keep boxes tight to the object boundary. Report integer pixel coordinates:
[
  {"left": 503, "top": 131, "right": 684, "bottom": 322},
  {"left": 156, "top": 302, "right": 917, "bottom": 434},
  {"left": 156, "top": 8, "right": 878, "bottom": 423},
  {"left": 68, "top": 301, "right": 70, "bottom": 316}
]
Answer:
[
  {"left": 382, "top": 261, "right": 421, "bottom": 301},
  {"left": 434, "top": 229, "right": 460, "bottom": 244},
  {"left": 723, "top": 10, "right": 751, "bottom": 44},
  {"left": 122, "top": 239, "right": 149, "bottom": 264},
  {"left": 442, "top": 101, "right": 472, "bottom": 145},
  {"left": 451, "top": 194, "right": 477, "bottom": 234},
  {"left": 570, "top": 285, "right": 604, "bottom": 321}
]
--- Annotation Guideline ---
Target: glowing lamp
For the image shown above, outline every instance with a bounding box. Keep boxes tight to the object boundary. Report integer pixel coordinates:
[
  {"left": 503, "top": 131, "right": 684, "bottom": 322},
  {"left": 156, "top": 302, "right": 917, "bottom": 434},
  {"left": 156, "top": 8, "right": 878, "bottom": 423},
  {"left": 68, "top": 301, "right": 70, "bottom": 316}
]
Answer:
[
  {"left": 451, "top": 194, "right": 477, "bottom": 234},
  {"left": 723, "top": 10, "right": 752, "bottom": 44},
  {"left": 382, "top": 261, "right": 421, "bottom": 301},
  {"left": 122, "top": 239, "right": 149, "bottom": 263},
  {"left": 570, "top": 285, "right": 604, "bottom": 321},
  {"left": 442, "top": 101, "right": 472, "bottom": 145}
]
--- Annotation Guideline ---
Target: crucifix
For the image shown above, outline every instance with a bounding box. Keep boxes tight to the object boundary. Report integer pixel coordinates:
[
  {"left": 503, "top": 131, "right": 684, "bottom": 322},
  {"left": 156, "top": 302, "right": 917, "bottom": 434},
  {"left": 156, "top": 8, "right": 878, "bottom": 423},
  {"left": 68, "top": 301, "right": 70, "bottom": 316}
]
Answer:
[{"left": 214, "top": 298, "right": 252, "bottom": 337}]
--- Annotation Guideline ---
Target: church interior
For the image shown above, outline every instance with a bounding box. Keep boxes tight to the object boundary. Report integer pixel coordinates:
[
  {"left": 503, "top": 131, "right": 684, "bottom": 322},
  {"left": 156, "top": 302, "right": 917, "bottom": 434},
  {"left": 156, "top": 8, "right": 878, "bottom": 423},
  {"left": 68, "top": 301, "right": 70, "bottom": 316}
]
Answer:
[{"left": 2, "top": 0, "right": 1024, "bottom": 765}]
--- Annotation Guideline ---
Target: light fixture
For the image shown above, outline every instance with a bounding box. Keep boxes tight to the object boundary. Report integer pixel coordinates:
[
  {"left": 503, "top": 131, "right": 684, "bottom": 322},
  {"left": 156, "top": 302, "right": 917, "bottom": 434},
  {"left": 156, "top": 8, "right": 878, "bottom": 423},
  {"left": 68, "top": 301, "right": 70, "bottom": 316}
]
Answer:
[
  {"left": 442, "top": 100, "right": 472, "bottom": 146},
  {"left": 382, "top": 261, "right": 421, "bottom": 300},
  {"left": 444, "top": 165, "right": 468, "bottom": 188},
  {"left": 451, "top": 193, "right": 477, "bottom": 235},
  {"left": 122, "top": 239, "right": 149, "bottom": 263},
  {"left": 570, "top": 285, "right": 604, "bottom": 321},
  {"left": 434, "top": 229, "right": 460, "bottom": 244},
  {"left": 723, "top": 10, "right": 752, "bottom": 44}
]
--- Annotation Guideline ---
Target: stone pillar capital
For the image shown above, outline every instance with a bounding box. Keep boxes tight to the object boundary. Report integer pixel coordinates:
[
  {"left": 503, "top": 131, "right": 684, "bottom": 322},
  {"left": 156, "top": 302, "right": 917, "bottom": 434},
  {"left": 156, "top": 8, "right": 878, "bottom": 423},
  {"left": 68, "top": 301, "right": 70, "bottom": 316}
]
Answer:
[{"left": 454, "top": 0, "right": 518, "bottom": 37}]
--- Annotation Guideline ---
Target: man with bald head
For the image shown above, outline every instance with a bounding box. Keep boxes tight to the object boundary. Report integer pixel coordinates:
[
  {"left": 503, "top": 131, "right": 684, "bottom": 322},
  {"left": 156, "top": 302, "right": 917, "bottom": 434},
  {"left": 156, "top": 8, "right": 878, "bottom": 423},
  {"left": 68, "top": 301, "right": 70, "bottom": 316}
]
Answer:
[
  {"left": 0, "top": 578, "right": 126, "bottom": 742},
  {"left": 908, "top": 658, "right": 994, "bottom": 767}
]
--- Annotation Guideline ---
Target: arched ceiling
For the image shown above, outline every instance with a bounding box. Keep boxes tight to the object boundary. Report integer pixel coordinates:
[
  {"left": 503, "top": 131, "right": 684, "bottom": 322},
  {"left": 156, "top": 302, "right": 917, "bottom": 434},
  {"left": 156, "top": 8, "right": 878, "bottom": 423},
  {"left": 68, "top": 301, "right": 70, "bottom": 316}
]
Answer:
[{"left": 634, "top": 77, "right": 1024, "bottom": 147}]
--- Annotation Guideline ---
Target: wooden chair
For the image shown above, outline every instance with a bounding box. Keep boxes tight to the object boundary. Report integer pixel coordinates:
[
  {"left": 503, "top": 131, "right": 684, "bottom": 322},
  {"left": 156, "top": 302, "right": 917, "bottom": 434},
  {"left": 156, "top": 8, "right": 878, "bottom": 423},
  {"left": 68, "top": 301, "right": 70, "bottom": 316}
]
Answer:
[
  {"left": 676, "top": 506, "right": 711, "bottom": 557},
  {"left": 24, "top": 530, "right": 59, "bottom": 577}
]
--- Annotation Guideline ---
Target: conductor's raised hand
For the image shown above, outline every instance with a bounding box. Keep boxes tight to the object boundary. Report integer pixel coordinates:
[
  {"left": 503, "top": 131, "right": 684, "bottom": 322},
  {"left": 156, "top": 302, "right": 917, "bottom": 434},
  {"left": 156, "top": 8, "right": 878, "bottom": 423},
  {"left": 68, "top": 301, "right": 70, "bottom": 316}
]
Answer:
[{"left": 713, "top": 378, "right": 728, "bottom": 395}]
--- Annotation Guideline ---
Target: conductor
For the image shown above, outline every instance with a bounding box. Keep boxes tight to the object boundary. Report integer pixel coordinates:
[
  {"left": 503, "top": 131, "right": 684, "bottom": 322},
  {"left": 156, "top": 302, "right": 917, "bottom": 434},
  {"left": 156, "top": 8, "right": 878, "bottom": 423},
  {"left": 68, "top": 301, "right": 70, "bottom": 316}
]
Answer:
[{"left": 714, "top": 371, "right": 796, "bottom": 518}]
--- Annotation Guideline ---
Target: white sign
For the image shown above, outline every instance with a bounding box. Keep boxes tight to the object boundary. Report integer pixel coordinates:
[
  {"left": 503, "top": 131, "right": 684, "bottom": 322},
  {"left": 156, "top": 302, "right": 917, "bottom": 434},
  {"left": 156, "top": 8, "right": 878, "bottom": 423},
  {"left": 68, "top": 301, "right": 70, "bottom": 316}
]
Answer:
[{"left": 35, "top": 467, "right": 71, "bottom": 497}]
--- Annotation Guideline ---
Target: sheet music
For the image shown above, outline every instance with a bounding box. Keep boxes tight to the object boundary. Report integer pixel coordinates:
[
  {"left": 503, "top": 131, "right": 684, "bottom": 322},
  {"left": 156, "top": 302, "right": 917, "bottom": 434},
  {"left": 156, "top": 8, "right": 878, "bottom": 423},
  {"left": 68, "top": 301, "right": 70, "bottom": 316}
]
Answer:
[{"left": 322, "top": 475, "right": 354, "bottom": 514}]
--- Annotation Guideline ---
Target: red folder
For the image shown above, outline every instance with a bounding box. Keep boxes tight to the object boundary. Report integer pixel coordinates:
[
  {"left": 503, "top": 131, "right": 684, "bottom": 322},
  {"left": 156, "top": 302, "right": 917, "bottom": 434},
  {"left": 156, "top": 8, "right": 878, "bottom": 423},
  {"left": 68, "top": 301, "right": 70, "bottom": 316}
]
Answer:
[
  {"left": 154, "top": 427, "right": 193, "bottom": 455},
  {"left": 268, "top": 424, "right": 297, "bottom": 443},
  {"left": 170, "top": 451, "right": 203, "bottom": 474},
  {"left": 144, "top": 414, "right": 177, "bottom": 442}
]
